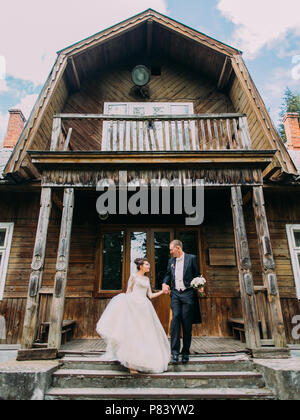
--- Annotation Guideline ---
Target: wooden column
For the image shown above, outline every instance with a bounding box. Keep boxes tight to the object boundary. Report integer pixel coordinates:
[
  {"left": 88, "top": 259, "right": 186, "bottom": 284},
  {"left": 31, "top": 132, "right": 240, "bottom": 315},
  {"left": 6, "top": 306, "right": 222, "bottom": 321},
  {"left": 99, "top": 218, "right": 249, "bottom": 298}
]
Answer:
[
  {"left": 252, "top": 186, "right": 287, "bottom": 348},
  {"left": 21, "top": 188, "right": 52, "bottom": 349},
  {"left": 48, "top": 188, "right": 74, "bottom": 349},
  {"left": 231, "top": 186, "right": 261, "bottom": 350}
]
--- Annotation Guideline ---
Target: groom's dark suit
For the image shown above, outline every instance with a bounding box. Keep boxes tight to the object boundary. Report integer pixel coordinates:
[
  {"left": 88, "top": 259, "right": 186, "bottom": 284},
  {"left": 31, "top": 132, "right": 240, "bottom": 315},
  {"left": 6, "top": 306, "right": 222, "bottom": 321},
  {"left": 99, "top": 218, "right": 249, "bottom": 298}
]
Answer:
[{"left": 163, "top": 254, "right": 202, "bottom": 357}]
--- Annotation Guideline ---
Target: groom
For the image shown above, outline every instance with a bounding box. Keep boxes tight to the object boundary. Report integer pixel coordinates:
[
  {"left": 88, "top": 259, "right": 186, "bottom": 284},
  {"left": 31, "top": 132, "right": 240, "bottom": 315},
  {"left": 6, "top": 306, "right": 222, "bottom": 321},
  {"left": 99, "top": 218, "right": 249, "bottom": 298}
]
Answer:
[{"left": 162, "top": 240, "right": 202, "bottom": 364}]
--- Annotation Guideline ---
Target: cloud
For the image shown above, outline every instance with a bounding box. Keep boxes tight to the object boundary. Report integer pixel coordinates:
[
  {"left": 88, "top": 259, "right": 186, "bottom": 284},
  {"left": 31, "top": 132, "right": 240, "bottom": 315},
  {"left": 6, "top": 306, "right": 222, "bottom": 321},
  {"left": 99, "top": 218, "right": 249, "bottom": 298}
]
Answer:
[
  {"left": 0, "top": 80, "right": 9, "bottom": 93},
  {"left": 261, "top": 66, "right": 300, "bottom": 126},
  {"left": 1, "top": 0, "right": 167, "bottom": 86},
  {"left": 15, "top": 94, "right": 39, "bottom": 120},
  {"left": 217, "top": 0, "right": 300, "bottom": 58}
]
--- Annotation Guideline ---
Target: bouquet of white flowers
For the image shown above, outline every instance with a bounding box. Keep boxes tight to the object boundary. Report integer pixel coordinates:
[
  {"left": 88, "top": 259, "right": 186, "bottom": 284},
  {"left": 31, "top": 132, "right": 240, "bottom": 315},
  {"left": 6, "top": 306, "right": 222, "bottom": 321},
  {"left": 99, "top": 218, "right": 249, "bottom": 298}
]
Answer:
[{"left": 191, "top": 276, "right": 207, "bottom": 297}]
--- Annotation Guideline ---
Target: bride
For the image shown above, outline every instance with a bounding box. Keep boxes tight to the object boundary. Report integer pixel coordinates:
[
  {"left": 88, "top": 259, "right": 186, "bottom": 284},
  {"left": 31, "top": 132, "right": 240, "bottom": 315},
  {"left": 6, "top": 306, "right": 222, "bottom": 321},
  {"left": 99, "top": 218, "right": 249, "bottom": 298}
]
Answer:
[{"left": 96, "top": 258, "right": 170, "bottom": 374}]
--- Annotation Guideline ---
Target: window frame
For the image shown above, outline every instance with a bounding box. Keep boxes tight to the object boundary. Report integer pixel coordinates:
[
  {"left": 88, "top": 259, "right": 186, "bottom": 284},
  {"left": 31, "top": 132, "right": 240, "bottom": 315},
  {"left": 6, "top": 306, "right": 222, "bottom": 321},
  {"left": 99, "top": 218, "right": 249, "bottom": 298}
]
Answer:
[
  {"left": 286, "top": 224, "right": 300, "bottom": 300},
  {"left": 0, "top": 223, "right": 14, "bottom": 301}
]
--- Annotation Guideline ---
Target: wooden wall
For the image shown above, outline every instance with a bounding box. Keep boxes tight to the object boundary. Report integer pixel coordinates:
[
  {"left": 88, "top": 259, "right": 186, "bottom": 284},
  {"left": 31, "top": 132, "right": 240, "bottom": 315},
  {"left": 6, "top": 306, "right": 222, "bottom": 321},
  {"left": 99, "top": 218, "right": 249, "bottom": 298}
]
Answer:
[{"left": 0, "top": 188, "right": 299, "bottom": 344}]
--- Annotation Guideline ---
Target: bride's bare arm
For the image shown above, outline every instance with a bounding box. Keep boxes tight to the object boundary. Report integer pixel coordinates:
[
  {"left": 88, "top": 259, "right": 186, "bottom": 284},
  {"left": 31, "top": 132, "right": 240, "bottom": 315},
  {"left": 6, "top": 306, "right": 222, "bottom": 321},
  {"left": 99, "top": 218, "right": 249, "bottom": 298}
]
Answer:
[
  {"left": 149, "top": 290, "right": 164, "bottom": 299},
  {"left": 147, "top": 283, "right": 164, "bottom": 300}
]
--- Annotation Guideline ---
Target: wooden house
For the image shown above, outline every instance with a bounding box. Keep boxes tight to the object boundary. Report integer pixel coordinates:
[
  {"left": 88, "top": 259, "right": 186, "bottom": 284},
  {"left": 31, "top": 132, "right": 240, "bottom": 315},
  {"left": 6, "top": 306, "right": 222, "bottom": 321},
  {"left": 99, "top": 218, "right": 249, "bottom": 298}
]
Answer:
[{"left": 0, "top": 9, "right": 299, "bottom": 358}]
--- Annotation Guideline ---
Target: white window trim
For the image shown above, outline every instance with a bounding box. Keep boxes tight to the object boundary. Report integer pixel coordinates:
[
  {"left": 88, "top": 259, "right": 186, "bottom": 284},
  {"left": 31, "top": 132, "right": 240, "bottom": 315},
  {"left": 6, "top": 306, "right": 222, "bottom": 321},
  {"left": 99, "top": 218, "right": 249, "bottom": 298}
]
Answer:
[
  {"left": 286, "top": 224, "right": 300, "bottom": 300},
  {"left": 102, "top": 102, "right": 195, "bottom": 152},
  {"left": 0, "top": 223, "right": 14, "bottom": 301}
]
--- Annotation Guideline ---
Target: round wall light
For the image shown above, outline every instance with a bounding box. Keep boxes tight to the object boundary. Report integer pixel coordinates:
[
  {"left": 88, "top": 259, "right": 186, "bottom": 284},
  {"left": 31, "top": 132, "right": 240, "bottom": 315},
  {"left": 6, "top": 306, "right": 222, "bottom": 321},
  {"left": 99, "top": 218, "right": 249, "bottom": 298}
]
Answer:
[{"left": 131, "top": 65, "right": 151, "bottom": 87}]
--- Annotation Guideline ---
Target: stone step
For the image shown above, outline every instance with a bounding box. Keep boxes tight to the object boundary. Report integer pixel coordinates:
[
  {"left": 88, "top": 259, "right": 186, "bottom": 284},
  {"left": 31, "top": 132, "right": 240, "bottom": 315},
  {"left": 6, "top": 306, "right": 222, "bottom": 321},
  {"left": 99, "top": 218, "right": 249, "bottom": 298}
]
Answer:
[
  {"left": 59, "top": 355, "right": 255, "bottom": 373},
  {"left": 45, "top": 387, "right": 275, "bottom": 400},
  {"left": 52, "top": 369, "right": 265, "bottom": 389}
]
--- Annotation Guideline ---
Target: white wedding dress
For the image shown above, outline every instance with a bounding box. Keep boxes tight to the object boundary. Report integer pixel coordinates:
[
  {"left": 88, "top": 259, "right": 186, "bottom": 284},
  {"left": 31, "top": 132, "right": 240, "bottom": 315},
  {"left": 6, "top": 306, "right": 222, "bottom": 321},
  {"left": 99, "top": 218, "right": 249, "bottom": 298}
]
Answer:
[{"left": 96, "top": 273, "right": 170, "bottom": 373}]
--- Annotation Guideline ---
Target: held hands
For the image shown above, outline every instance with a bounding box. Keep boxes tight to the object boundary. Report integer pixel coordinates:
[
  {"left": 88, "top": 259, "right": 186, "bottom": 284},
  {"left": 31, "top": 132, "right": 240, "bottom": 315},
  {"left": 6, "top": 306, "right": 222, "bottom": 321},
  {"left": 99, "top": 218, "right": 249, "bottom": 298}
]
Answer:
[{"left": 162, "top": 284, "right": 170, "bottom": 295}]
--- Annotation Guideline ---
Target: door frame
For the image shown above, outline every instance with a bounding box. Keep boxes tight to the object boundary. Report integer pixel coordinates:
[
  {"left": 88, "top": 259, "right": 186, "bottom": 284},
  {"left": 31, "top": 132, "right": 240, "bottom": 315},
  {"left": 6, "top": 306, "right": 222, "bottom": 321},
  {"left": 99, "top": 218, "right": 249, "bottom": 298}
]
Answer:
[{"left": 94, "top": 224, "right": 206, "bottom": 299}]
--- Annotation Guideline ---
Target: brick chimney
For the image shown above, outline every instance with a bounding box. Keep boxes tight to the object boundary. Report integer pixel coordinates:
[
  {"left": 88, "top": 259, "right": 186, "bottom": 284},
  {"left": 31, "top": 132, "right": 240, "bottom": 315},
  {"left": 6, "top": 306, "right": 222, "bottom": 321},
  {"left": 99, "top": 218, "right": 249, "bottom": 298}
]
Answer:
[
  {"left": 3, "top": 109, "right": 26, "bottom": 149},
  {"left": 283, "top": 112, "right": 300, "bottom": 151}
]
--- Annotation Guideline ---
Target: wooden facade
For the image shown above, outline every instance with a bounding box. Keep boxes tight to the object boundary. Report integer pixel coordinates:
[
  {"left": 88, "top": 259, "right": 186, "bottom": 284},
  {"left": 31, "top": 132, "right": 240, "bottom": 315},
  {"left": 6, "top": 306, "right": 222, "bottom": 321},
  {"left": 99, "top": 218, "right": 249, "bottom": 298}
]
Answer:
[{"left": 0, "top": 10, "right": 299, "bottom": 356}]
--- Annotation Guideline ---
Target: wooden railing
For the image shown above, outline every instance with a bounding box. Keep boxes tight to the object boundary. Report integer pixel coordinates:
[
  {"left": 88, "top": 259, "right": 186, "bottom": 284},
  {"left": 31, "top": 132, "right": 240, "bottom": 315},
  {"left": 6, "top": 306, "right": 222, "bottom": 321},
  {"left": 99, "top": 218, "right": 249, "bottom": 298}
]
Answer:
[{"left": 51, "top": 113, "right": 252, "bottom": 152}]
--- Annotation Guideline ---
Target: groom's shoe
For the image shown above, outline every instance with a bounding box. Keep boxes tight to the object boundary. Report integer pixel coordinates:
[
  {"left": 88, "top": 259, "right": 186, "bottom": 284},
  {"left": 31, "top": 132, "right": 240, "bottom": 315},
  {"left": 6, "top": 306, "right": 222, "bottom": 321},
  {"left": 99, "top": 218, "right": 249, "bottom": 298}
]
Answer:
[
  {"left": 182, "top": 354, "right": 190, "bottom": 364},
  {"left": 171, "top": 354, "right": 179, "bottom": 364}
]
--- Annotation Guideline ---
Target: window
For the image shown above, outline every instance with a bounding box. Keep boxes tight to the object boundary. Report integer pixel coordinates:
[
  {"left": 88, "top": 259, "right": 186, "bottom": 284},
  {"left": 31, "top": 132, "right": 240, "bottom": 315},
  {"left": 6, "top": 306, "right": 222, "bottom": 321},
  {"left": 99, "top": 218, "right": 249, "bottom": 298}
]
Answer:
[
  {"left": 0, "top": 223, "right": 14, "bottom": 301},
  {"left": 286, "top": 225, "right": 300, "bottom": 299},
  {"left": 102, "top": 102, "right": 194, "bottom": 152}
]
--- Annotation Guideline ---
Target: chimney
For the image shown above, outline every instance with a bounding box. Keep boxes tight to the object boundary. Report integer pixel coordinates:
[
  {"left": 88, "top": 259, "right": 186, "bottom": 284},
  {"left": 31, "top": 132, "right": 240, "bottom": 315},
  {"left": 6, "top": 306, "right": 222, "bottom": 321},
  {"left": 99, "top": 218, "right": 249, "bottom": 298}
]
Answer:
[
  {"left": 283, "top": 112, "right": 300, "bottom": 151},
  {"left": 3, "top": 109, "right": 26, "bottom": 149}
]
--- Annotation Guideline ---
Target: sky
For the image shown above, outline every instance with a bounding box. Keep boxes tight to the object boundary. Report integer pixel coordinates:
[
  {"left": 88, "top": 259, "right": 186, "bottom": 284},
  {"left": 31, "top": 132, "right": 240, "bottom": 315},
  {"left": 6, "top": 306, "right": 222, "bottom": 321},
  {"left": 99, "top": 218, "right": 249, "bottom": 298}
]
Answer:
[{"left": 0, "top": 0, "right": 300, "bottom": 145}]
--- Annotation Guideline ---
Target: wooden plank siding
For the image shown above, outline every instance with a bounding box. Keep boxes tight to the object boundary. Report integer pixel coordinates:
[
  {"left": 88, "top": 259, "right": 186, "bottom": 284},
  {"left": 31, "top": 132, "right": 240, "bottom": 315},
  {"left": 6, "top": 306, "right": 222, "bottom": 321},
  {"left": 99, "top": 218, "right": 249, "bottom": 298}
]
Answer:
[{"left": 0, "top": 189, "right": 299, "bottom": 343}]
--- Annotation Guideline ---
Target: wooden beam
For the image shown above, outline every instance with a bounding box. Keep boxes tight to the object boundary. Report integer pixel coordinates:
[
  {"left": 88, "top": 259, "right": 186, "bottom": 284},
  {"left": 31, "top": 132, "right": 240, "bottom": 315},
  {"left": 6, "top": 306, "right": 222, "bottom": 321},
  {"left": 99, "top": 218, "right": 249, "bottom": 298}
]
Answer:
[
  {"left": 69, "top": 57, "right": 81, "bottom": 91},
  {"left": 50, "top": 117, "right": 62, "bottom": 151},
  {"left": 231, "top": 186, "right": 261, "bottom": 350},
  {"left": 21, "top": 188, "right": 52, "bottom": 349},
  {"left": 48, "top": 188, "right": 74, "bottom": 349},
  {"left": 217, "top": 57, "right": 232, "bottom": 90},
  {"left": 147, "top": 20, "right": 153, "bottom": 58},
  {"left": 252, "top": 186, "right": 287, "bottom": 348}
]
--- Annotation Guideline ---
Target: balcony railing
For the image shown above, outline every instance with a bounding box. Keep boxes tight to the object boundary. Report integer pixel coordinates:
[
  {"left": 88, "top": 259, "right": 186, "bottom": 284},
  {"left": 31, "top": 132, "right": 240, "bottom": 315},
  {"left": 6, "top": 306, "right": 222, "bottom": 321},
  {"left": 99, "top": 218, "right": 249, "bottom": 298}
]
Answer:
[{"left": 51, "top": 113, "right": 252, "bottom": 152}]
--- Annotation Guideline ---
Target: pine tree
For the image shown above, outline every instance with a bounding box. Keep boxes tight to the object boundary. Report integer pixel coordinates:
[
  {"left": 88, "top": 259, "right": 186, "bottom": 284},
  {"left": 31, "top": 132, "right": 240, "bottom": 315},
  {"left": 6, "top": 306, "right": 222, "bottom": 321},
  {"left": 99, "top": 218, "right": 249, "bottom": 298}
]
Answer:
[{"left": 279, "top": 88, "right": 300, "bottom": 142}]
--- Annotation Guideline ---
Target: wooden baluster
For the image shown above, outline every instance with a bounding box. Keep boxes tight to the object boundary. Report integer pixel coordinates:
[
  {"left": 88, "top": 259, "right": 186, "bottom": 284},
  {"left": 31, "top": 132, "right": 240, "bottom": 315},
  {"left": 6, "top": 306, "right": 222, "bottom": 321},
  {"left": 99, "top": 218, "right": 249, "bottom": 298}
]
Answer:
[
  {"left": 143, "top": 121, "right": 150, "bottom": 151},
  {"left": 213, "top": 120, "right": 220, "bottom": 150},
  {"left": 206, "top": 119, "right": 214, "bottom": 150},
  {"left": 231, "top": 186, "right": 261, "bottom": 350},
  {"left": 177, "top": 120, "right": 183, "bottom": 151},
  {"left": 232, "top": 119, "right": 241, "bottom": 149},
  {"left": 200, "top": 119, "right": 207, "bottom": 150},
  {"left": 165, "top": 121, "right": 171, "bottom": 150},
  {"left": 192, "top": 120, "right": 199, "bottom": 151},
  {"left": 48, "top": 188, "right": 74, "bottom": 350},
  {"left": 226, "top": 119, "right": 234, "bottom": 150},
  {"left": 149, "top": 121, "right": 156, "bottom": 151},
  {"left": 219, "top": 119, "right": 226, "bottom": 149},
  {"left": 242, "top": 116, "right": 252, "bottom": 149},
  {"left": 21, "top": 188, "right": 52, "bottom": 349}
]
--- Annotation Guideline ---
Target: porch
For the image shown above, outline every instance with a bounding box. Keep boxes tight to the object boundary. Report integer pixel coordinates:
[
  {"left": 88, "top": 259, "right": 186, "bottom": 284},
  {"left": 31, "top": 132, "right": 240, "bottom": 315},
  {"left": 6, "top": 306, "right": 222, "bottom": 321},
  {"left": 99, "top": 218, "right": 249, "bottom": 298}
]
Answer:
[
  {"left": 59, "top": 337, "right": 247, "bottom": 357},
  {"left": 17, "top": 112, "right": 289, "bottom": 359}
]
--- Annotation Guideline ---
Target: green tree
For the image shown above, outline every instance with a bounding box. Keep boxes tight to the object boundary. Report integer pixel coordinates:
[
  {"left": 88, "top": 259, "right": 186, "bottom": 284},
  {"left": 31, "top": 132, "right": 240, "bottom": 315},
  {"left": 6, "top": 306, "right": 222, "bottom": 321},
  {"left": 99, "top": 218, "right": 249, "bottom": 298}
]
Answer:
[{"left": 279, "top": 87, "right": 300, "bottom": 142}]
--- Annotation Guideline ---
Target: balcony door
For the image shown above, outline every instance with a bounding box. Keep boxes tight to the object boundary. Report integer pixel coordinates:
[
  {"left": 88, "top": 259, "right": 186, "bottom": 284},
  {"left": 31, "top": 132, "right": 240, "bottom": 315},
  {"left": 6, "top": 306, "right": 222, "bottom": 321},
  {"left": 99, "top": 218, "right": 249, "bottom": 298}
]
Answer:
[
  {"left": 102, "top": 102, "right": 194, "bottom": 152},
  {"left": 96, "top": 226, "right": 201, "bottom": 333}
]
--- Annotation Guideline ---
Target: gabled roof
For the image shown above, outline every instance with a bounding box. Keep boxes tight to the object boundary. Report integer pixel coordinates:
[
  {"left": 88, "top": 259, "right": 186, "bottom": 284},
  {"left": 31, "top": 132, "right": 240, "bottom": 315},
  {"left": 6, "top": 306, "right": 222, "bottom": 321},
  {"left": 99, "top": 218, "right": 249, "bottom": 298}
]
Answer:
[{"left": 3, "top": 8, "right": 298, "bottom": 181}]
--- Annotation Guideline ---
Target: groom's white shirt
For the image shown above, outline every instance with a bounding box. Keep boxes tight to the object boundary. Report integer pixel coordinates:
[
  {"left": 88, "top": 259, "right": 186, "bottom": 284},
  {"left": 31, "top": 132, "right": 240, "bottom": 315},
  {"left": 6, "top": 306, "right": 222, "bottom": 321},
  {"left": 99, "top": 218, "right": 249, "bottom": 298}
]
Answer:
[{"left": 175, "top": 252, "right": 186, "bottom": 291}]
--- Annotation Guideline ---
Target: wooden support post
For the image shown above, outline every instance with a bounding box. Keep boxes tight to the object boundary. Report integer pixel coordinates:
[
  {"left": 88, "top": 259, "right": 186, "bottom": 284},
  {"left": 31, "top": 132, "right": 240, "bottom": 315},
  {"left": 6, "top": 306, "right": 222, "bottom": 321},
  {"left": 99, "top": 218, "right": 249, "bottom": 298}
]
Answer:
[
  {"left": 48, "top": 188, "right": 74, "bottom": 349},
  {"left": 21, "top": 188, "right": 52, "bottom": 349},
  {"left": 50, "top": 117, "right": 62, "bottom": 151},
  {"left": 252, "top": 186, "right": 287, "bottom": 348},
  {"left": 231, "top": 186, "right": 261, "bottom": 350}
]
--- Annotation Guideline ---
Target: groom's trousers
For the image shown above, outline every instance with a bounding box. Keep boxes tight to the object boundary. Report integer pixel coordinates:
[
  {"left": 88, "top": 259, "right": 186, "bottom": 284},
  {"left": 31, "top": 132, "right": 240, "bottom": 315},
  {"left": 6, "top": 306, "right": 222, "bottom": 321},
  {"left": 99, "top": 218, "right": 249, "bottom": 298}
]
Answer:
[{"left": 170, "top": 288, "right": 194, "bottom": 356}]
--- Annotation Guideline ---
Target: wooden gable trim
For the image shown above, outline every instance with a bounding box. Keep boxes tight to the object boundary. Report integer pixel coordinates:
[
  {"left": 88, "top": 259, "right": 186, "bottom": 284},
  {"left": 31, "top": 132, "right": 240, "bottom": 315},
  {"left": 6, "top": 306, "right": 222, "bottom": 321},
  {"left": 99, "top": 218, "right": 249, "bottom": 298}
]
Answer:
[
  {"left": 60, "top": 9, "right": 239, "bottom": 59},
  {"left": 4, "top": 55, "right": 68, "bottom": 178},
  {"left": 231, "top": 55, "right": 297, "bottom": 177}
]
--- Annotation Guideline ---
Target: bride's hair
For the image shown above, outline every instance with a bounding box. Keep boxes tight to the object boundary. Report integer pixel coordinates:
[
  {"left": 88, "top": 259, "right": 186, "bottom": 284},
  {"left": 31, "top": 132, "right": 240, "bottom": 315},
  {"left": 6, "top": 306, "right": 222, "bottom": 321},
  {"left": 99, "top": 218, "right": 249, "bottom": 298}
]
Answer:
[{"left": 134, "top": 258, "right": 149, "bottom": 270}]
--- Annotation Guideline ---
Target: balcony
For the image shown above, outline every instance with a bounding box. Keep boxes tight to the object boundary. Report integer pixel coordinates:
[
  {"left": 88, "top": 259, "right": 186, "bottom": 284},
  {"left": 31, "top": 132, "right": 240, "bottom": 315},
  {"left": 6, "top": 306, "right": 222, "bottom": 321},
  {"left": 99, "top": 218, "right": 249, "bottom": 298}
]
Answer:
[{"left": 50, "top": 113, "right": 253, "bottom": 152}]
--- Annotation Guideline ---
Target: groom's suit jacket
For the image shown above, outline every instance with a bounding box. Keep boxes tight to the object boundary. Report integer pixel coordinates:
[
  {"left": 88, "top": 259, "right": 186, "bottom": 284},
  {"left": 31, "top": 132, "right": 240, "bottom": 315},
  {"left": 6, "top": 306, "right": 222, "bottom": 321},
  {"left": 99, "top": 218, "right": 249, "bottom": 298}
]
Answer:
[{"left": 163, "top": 254, "right": 202, "bottom": 324}]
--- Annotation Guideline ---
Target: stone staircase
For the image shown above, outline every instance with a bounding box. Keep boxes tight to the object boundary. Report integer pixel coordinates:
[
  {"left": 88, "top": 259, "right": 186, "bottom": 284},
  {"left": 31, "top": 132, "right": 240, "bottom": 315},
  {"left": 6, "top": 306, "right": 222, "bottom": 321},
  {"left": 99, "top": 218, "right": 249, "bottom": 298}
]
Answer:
[{"left": 45, "top": 354, "right": 275, "bottom": 400}]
